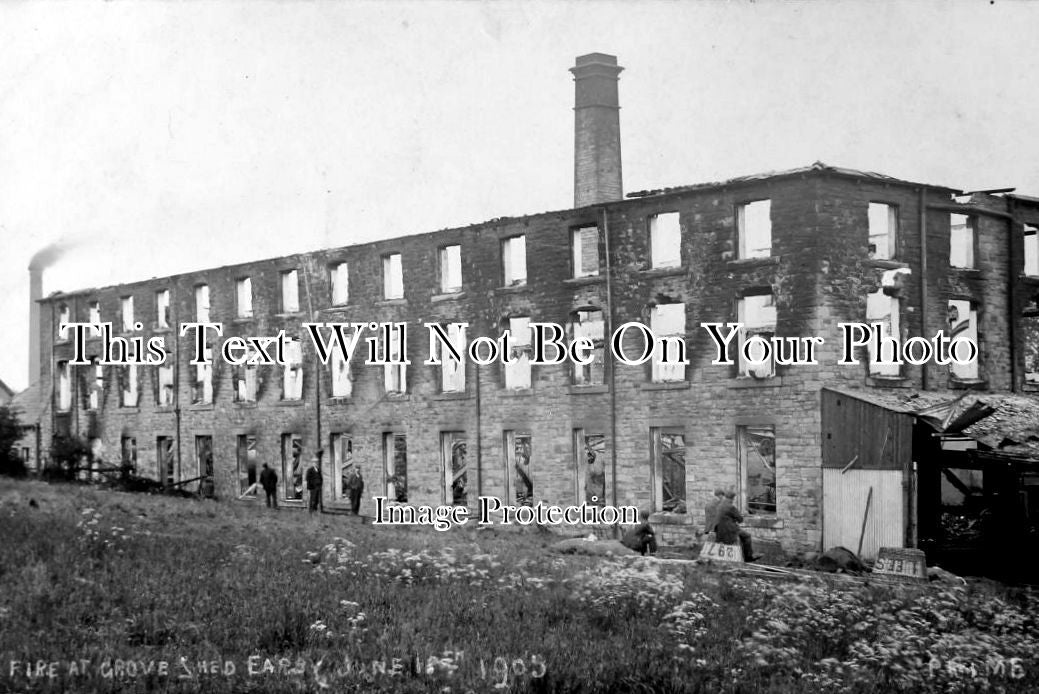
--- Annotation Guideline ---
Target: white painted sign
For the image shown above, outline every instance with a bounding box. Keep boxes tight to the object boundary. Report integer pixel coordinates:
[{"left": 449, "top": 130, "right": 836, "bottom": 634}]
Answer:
[{"left": 699, "top": 541, "right": 743, "bottom": 562}]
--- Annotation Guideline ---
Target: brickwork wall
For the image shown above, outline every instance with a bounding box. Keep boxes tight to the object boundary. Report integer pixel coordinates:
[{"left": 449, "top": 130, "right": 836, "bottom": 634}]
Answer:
[{"left": 36, "top": 170, "right": 1036, "bottom": 555}]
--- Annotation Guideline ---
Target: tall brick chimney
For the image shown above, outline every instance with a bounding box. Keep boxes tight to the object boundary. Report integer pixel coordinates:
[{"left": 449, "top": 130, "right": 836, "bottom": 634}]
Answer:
[
  {"left": 28, "top": 267, "right": 41, "bottom": 384},
  {"left": 570, "top": 53, "right": 623, "bottom": 208}
]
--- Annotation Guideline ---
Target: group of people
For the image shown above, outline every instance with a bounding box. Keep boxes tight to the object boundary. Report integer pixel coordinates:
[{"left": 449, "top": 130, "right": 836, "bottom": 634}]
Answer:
[
  {"left": 619, "top": 488, "right": 760, "bottom": 562},
  {"left": 257, "top": 457, "right": 365, "bottom": 515}
]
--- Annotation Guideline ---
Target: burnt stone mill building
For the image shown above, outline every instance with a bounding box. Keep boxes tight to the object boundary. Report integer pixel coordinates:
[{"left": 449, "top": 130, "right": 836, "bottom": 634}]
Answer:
[{"left": 23, "top": 53, "right": 1039, "bottom": 563}]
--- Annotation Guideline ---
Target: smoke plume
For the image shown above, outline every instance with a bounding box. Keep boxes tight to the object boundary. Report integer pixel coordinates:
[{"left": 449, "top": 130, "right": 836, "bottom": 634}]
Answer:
[{"left": 28, "top": 238, "right": 78, "bottom": 271}]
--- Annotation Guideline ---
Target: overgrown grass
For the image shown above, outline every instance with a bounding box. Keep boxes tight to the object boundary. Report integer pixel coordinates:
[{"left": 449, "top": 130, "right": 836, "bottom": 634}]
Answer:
[{"left": 1, "top": 479, "right": 1037, "bottom": 693}]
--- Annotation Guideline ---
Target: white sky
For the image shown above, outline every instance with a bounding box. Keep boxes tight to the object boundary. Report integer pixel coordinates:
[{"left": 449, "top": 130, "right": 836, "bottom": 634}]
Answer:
[{"left": 2, "top": 0, "right": 1038, "bottom": 390}]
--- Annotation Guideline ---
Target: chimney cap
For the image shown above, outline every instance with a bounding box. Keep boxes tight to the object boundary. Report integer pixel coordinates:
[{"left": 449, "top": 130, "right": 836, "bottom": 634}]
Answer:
[
  {"left": 575, "top": 52, "right": 618, "bottom": 66},
  {"left": 570, "top": 53, "right": 623, "bottom": 76}
]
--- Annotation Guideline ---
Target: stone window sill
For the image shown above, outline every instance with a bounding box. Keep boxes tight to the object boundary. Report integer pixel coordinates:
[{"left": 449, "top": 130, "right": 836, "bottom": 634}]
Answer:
[
  {"left": 949, "top": 378, "right": 987, "bottom": 390},
  {"left": 562, "top": 276, "right": 604, "bottom": 288},
  {"left": 726, "top": 256, "right": 781, "bottom": 269},
  {"left": 728, "top": 376, "right": 784, "bottom": 389},
  {"left": 384, "top": 393, "right": 411, "bottom": 401},
  {"left": 569, "top": 384, "right": 609, "bottom": 395},
  {"left": 648, "top": 512, "right": 692, "bottom": 525},
  {"left": 232, "top": 317, "right": 254, "bottom": 324},
  {"left": 867, "top": 259, "right": 909, "bottom": 270},
  {"left": 949, "top": 267, "right": 982, "bottom": 277},
  {"left": 274, "top": 312, "right": 305, "bottom": 319},
  {"left": 636, "top": 266, "right": 684, "bottom": 279},
  {"left": 325, "top": 396, "right": 351, "bottom": 405},
  {"left": 189, "top": 403, "right": 214, "bottom": 411},
  {"left": 639, "top": 381, "right": 690, "bottom": 391},
  {"left": 277, "top": 399, "right": 305, "bottom": 406},
  {"left": 744, "top": 516, "right": 783, "bottom": 530},
  {"left": 495, "top": 284, "right": 529, "bottom": 295},
  {"left": 433, "top": 391, "right": 469, "bottom": 401},
  {"left": 500, "top": 388, "right": 533, "bottom": 397},
  {"left": 375, "top": 298, "right": 407, "bottom": 307},
  {"left": 233, "top": 401, "right": 259, "bottom": 408},
  {"left": 431, "top": 291, "right": 467, "bottom": 303}
]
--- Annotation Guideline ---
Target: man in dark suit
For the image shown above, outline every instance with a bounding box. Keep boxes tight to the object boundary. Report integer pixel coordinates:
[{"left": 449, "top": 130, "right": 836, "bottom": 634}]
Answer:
[
  {"left": 715, "top": 490, "right": 760, "bottom": 562},
  {"left": 259, "top": 464, "right": 278, "bottom": 509}
]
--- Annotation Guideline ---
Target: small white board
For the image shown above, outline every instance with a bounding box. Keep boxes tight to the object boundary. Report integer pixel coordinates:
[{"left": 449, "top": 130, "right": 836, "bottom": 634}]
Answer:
[{"left": 699, "top": 541, "right": 744, "bottom": 563}]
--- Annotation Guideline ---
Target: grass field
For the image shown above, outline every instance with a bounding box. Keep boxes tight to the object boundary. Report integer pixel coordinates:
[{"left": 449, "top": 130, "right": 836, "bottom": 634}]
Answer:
[{"left": 1, "top": 479, "right": 1038, "bottom": 693}]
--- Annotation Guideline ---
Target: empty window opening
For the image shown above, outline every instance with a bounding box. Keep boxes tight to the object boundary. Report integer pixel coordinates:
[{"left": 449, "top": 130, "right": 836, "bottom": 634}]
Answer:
[
  {"left": 121, "top": 364, "right": 139, "bottom": 407},
  {"left": 282, "top": 433, "right": 304, "bottom": 501},
  {"left": 440, "top": 245, "right": 463, "bottom": 293},
  {"left": 502, "top": 236, "right": 527, "bottom": 286},
  {"left": 236, "top": 277, "right": 253, "bottom": 318},
  {"left": 157, "top": 436, "right": 175, "bottom": 487},
  {"left": 948, "top": 299, "right": 979, "bottom": 380},
  {"left": 384, "top": 433, "right": 408, "bottom": 503},
  {"left": 330, "top": 347, "right": 352, "bottom": 397},
  {"left": 57, "top": 304, "right": 70, "bottom": 339},
  {"left": 194, "top": 345, "right": 213, "bottom": 405},
  {"left": 237, "top": 435, "right": 257, "bottom": 497},
  {"left": 155, "top": 289, "right": 170, "bottom": 329},
  {"left": 283, "top": 337, "right": 303, "bottom": 400},
  {"left": 1022, "top": 297, "right": 1039, "bottom": 384},
  {"left": 868, "top": 203, "right": 898, "bottom": 260},
  {"left": 121, "top": 436, "right": 137, "bottom": 476},
  {"left": 281, "top": 269, "right": 300, "bottom": 313},
  {"left": 331, "top": 433, "right": 355, "bottom": 501},
  {"left": 383, "top": 325, "right": 407, "bottom": 394},
  {"left": 196, "top": 436, "right": 214, "bottom": 497},
  {"left": 572, "top": 309, "right": 605, "bottom": 385},
  {"left": 1025, "top": 225, "right": 1039, "bottom": 276},
  {"left": 234, "top": 349, "right": 259, "bottom": 402},
  {"left": 652, "top": 428, "right": 686, "bottom": 513},
  {"left": 88, "top": 301, "right": 101, "bottom": 326},
  {"left": 329, "top": 262, "right": 349, "bottom": 305},
  {"left": 505, "top": 431, "right": 533, "bottom": 507},
  {"left": 650, "top": 302, "right": 686, "bottom": 382},
  {"left": 383, "top": 253, "right": 404, "bottom": 300},
  {"left": 738, "top": 425, "right": 776, "bottom": 516},
  {"left": 504, "top": 316, "right": 532, "bottom": 390},
  {"left": 157, "top": 359, "right": 175, "bottom": 406},
  {"left": 572, "top": 225, "right": 600, "bottom": 278},
  {"left": 950, "top": 214, "right": 975, "bottom": 269},
  {"left": 121, "top": 296, "right": 135, "bottom": 332},
  {"left": 866, "top": 289, "right": 900, "bottom": 377},
  {"left": 195, "top": 284, "right": 210, "bottom": 323},
  {"left": 738, "top": 292, "right": 778, "bottom": 378},
  {"left": 649, "top": 212, "right": 681, "bottom": 268},
  {"left": 88, "top": 357, "right": 103, "bottom": 410},
  {"left": 57, "top": 361, "right": 71, "bottom": 411},
  {"left": 433, "top": 323, "right": 466, "bottom": 393},
  {"left": 442, "top": 432, "right": 468, "bottom": 507},
  {"left": 737, "top": 199, "right": 772, "bottom": 259},
  {"left": 575, "top": 431, "right": 607, "bottom": 506}
]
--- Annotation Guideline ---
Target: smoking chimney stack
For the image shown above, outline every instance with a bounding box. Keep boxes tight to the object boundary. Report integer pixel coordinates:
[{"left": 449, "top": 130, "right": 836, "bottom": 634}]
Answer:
[{"left": 570, "top": 53, "right": 624, "bottom": 208}]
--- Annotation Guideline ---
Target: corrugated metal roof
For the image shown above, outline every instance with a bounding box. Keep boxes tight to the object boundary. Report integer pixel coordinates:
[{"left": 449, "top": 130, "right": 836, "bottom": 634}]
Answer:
[{"left": 823, "top": 386, "right": 1039, "bottom": 456}]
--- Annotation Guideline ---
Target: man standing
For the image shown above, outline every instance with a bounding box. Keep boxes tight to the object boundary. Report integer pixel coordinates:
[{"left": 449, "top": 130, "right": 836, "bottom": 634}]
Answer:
[
  {"left": 345, "top": 466, "right": 365, "bottom": 515},
  {"left": 715, "top": 490, "right": 760, "bottom": 562},
  {"left": 259, "top": 463, "right": 278, "bottom": 509},
  {"left": 305, "top": 458, "right": 323, "bottom": 513}
]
